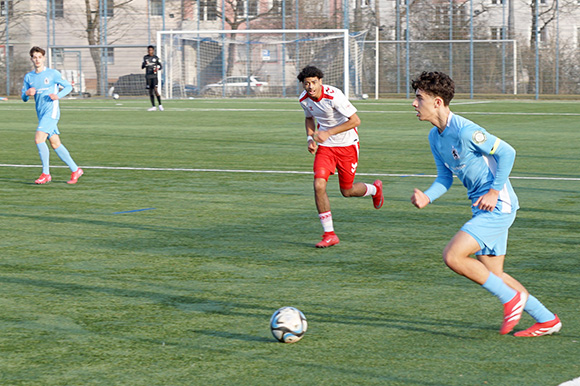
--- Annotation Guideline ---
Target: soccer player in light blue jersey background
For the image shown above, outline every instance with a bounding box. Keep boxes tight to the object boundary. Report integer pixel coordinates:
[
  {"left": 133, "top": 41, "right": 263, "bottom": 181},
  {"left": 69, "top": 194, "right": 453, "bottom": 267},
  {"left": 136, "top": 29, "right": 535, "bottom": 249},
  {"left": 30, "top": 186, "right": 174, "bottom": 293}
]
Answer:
[
  {"left": 21, "top": 46, "right": 83, "bottom": 184},
  {"left": 410, "top": 71, "right": 561, "bottom": 337}
]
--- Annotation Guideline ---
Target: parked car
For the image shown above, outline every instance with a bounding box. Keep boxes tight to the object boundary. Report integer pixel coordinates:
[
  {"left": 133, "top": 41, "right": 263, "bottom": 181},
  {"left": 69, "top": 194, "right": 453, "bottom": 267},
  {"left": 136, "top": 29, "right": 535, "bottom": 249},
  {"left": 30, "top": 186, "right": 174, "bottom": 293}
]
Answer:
[
  {"left": 171, "top": 83, "right": 199, "bottom": 98},
  {"left": 111, "top": 73, "right": 146, "bottom": 96},
  {"left": 201, "top": 76, "right": 268, "bottom": 97}
]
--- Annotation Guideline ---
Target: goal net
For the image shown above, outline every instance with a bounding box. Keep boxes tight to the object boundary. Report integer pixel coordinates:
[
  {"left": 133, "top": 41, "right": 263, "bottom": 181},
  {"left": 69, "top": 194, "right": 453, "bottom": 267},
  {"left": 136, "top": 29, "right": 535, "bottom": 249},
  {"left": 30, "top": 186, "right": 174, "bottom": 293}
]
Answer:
[{"left": 157, "top": 29, "right": 366, "bottom": 99}]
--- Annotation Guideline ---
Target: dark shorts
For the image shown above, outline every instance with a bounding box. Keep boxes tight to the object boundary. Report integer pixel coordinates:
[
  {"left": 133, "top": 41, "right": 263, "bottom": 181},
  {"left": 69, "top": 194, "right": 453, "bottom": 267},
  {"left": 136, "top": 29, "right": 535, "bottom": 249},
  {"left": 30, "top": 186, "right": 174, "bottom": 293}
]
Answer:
[{"left": 146, "top": 76, "right": 158, "bottom": 90}]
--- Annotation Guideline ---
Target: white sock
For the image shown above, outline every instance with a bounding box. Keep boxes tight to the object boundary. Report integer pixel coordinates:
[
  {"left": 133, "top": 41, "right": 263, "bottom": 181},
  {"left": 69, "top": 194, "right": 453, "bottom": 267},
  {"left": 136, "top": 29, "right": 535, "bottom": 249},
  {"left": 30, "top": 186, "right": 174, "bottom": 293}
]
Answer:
[
  {"left": 363, "top": 183, "right": 377, "bottom": 197},
  {"left": 319, "top": 211, "right": 334, "bottom": 233}
]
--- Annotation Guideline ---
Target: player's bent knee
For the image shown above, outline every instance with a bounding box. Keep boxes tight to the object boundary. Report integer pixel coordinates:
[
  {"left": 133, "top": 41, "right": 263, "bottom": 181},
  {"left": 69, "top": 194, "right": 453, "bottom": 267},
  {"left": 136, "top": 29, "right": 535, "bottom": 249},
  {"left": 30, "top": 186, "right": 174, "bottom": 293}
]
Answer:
[
  {"left": 339, "top": 187, "right": 355, "bottom": 197},
  {"left": 443, "top": 251, "right": 462, "bottom": 270}
]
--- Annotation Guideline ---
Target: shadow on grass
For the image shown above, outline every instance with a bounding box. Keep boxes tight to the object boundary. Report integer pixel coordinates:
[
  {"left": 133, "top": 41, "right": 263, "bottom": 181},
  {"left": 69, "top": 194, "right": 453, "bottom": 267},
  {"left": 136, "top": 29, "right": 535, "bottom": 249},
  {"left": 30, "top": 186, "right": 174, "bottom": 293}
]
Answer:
[
  {"left": 0, "top": 273, "right": 500, "bottom": 344},
  {"left": 193, "top": 329, "right": 272, "bottom": 343}
]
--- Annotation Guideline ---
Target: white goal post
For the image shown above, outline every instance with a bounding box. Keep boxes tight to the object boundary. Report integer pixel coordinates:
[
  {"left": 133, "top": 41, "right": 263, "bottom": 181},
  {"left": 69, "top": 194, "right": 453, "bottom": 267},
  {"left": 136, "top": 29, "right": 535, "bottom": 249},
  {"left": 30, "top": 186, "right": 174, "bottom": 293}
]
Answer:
[{"left": 156, "top": 29, "right": 366, "bottom": 99}]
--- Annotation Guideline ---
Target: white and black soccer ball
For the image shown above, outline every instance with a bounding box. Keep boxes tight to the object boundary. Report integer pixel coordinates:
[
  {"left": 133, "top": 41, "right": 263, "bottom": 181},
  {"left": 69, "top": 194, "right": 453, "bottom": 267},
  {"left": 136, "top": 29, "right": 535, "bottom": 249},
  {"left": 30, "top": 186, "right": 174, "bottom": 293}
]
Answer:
[
  {"left": 113, "top": 93, "right": 120, "bottom": 100},
  {"left": 270, "top": 306, "right": 308, "bottom": 343}
]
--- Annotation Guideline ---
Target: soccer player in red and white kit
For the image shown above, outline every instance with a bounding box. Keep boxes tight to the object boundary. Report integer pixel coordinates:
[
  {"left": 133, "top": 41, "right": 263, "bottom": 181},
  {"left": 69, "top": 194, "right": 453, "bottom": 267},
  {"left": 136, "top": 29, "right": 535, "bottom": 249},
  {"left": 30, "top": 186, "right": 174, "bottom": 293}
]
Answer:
[{"left": 298, "top": 66, "right": 384, "bottom": 248}]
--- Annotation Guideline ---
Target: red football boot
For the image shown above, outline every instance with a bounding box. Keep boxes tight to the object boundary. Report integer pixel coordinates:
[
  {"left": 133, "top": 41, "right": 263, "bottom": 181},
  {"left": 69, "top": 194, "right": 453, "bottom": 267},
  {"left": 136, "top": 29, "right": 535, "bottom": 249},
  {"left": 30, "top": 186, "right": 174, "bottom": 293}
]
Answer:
[
  {"left": 67, "top": 168, "right": 84, "bottom": 184},
  {"left": 500, "top": 292, "right": 528, "bottom": 335},
  {"left": 514, "top": 315, "right": 562, "bottom": 337},
  {"left": 315, "top": 232, "right": 340, "bottom": 248},
  {"left": 372, "top": 179, "right": 384, "bottom": 209},
  {"left": 35, "top": 173, "right": 52, "bottom": 184}
]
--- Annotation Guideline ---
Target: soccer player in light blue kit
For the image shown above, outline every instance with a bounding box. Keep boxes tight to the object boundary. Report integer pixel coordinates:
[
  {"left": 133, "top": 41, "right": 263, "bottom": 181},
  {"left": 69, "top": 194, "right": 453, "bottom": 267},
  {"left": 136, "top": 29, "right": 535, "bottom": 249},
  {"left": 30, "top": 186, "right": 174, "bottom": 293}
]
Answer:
[
  {"left": 410, "top": 71, "right": 561, "bottom": 337},
  {"left": 21, "top": 46, "right": 84, "bottom": 184}
]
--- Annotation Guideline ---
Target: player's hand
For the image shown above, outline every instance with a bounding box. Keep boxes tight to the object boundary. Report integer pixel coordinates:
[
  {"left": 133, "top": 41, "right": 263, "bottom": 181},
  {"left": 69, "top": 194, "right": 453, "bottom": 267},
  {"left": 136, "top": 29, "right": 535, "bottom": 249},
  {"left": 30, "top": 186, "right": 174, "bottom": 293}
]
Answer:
[
  {"left": 473, "top": 189, "right": 499, "bottom": 211},
  {"left": 307, "top": 139, "right": 317, "bottom": 154},
  {"left": 411, "top": 188, "right": 430, "bottom": 209},
  {"left": 48, "top": 93, "right": 59, "bottom": 100},
  {"left": 313, "top": 131, "right": 329, "bottom": 143},
  {"left": 26, "top": 87, "right": 36, "bottom": 96}
]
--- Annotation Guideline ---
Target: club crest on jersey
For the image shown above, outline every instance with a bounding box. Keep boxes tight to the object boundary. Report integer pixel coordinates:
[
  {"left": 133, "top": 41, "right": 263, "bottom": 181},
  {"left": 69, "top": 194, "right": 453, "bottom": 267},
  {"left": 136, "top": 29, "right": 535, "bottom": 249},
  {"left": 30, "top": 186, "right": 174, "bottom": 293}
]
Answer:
[
  {"left": 451, "top": 147, "right": 460, "bottom": 160},
  {"left": 472, "top": 130, "right": 487, "bottom": 144},
  {"left": 44, "top": 77, "right": 50, "bottom": 85}
]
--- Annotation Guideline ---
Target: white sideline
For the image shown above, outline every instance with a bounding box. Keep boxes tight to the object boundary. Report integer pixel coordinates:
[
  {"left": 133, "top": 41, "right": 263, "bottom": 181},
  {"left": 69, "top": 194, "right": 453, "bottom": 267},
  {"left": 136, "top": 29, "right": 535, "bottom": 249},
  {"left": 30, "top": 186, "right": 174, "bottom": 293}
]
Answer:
[
  {"left": 1, "top": 164, "right": 579, "bottom": 181},
  {"left": 559, "top": 377, "right": 580, "bottom": 386}
]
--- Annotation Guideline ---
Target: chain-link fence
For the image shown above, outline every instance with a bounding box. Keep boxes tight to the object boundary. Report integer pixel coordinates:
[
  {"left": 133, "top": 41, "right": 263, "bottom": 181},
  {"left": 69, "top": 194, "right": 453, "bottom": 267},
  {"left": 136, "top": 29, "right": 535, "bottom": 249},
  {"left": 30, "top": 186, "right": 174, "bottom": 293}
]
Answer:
[{"left": 3, "top": 0, "right": 579, "bottom": 98}]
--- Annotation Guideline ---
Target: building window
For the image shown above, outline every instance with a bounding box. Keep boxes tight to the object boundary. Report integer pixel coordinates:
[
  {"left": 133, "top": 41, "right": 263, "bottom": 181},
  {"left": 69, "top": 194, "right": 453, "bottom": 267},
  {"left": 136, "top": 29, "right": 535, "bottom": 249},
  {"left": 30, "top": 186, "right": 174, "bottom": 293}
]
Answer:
[
  {"left": 247, "top": 0, "right": 258, "bottom": 16},
  {"left": 150, "top": 0, "right": 163, "bottom": 16},
  {"left": 434, "top": 5, "right": 449, "bottom": 25},
  {"left": 104, "top": 0, "right": 114, "bottom": 17},
  {"left": 1, "top": 0, "right": 14, "bottom": 17},
  {"left": 239, "top": 0, "right": 259, "bottom": 17},
  {"left": 53, "top": 48, "right": 65, "bottom": 65},
  {"left": 490, "top": 26, "right": 504, "bottom": 39},
  {"left": 52, "top": 0, "right": 64, "bottom": 18},
  {"left": 200, "top": 0, "right": 217, "bottom": 21},
  {"left": 103, "top": 47, "right": 114, "bottom": 64},
  {"left": 538, "top": 28, "right": 548, "bottom": 46},
  {"left": 276, "top": 0, "right": 293, "bottom": 15}
]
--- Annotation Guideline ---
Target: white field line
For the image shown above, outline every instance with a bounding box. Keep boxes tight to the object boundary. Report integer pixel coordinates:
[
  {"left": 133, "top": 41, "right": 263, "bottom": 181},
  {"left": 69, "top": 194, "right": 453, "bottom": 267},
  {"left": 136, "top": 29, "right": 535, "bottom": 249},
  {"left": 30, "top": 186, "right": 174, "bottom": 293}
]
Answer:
[
  {"left": 3, "top": 103, "right": 580, "bottom": 116},
  {"left": 1, "top": 164, "right": 579, "bottom": 181}
]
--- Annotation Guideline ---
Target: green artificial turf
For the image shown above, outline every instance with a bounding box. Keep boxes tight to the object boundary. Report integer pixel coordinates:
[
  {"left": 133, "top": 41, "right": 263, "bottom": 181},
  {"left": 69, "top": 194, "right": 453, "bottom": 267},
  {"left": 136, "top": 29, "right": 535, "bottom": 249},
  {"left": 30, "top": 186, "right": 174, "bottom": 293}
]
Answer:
[{"left": 0, "top": 97, "right": 578, "bottom": 385}]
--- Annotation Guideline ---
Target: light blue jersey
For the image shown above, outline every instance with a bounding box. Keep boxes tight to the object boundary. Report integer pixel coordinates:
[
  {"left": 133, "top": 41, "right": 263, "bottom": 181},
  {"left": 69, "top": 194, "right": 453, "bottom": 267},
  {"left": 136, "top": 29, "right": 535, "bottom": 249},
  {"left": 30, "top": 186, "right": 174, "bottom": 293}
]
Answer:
[
  {"left": 424, "top": 112, "right": 519, "bottom": 255},
  {"left": 425, "top": 112, "right": 519, "bottom": 213},
  {"left": 21, "top": 67, "right": 72, "bottom": 122}
]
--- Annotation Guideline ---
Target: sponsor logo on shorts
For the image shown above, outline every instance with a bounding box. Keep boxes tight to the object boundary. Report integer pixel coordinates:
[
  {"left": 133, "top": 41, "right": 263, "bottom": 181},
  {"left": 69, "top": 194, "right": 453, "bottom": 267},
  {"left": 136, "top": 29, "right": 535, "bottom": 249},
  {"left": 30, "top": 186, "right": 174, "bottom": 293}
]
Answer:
[{"left": 351, "top": 162, "right": 358, "bottom": 173}]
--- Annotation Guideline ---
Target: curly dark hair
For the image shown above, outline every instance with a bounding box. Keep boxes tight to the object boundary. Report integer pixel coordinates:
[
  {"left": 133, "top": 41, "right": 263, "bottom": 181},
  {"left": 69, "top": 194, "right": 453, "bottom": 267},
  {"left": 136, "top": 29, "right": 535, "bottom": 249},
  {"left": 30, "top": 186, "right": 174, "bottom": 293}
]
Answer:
[
  {"left": 411, "top": 71, "right": 455, "bottom": 106},
  {"left": 297, "top": 66, "right": 324, "bottom": 82}
]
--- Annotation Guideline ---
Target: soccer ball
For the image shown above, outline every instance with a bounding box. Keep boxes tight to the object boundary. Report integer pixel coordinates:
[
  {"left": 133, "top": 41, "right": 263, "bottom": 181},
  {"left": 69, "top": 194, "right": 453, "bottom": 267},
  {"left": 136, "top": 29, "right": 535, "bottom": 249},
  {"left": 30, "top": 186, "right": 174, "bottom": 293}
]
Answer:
[
  {"left": 270, "top": 306, "right": 308, "bottom": 343},
  {"left": 113, "top": 93, "right": 120, "bottom": 100}
]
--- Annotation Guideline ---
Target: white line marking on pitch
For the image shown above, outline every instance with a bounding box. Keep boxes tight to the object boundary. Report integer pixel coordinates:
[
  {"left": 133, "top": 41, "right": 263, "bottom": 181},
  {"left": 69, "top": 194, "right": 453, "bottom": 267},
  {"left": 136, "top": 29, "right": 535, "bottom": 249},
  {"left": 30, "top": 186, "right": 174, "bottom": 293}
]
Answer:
[{"left": 1, "top": 164, "right": 578, "bottom": 181}]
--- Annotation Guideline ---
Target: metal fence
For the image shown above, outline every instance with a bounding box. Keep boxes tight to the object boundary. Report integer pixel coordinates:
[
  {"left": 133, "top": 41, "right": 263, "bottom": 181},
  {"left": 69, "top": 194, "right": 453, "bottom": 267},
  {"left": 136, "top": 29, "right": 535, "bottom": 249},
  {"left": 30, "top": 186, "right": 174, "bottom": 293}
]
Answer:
[{"left": 3, "top": 0, "right": 579, "bottom": 98}]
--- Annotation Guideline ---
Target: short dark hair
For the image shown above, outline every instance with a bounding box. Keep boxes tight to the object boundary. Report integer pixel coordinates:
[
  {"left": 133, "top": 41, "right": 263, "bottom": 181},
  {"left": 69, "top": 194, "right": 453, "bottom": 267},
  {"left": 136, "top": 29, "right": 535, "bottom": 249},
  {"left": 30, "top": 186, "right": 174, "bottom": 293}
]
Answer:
[
  {"left": 297, "top": 66, "right": 324, "bottom": 82},
  {"left": 147, "top": 45, "right": 155, "bottom": 50},
  {"left": 411, "top": 71, "right": 455, "bottom": 106},
  {"left": 30, "top": 46, "right": 46, "bottom": 57}
]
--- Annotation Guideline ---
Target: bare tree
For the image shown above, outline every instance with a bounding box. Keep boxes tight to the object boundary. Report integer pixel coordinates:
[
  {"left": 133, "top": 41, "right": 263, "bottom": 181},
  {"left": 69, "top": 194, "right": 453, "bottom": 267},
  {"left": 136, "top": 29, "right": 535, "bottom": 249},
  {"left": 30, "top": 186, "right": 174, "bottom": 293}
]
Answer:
[
  {"left": 78, "top": 0, "right": 135, "bottom": 95},
  {"left": 1, "top": 0, "right": 28, "bottom": 41},
  {"left": 217, "top": 0, "right": 281, "bottom": 76},
  {"left": 525, "top": 0, "right": 574, "bottom": 47}
]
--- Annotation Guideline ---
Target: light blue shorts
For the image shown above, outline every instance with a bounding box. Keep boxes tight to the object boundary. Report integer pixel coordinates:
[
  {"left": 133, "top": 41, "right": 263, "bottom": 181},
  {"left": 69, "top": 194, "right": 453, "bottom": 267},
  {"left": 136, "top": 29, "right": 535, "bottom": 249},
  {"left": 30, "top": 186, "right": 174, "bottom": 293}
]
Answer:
[
  {"left": 461, "top": 207, "right": 517, "bottom": 256},
  {"left": 37, "top": 116, "right": 60, "bottom": 138}
]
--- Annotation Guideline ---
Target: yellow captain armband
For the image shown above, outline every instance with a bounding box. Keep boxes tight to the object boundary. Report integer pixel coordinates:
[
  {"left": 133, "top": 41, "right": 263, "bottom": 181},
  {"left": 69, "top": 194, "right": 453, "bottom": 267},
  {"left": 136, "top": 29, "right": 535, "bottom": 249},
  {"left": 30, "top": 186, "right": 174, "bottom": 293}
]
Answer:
[{"left": 489, "top": 138, "right": 501, "bottom": 155}]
